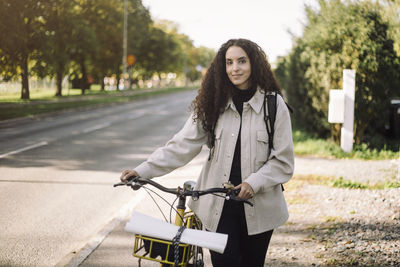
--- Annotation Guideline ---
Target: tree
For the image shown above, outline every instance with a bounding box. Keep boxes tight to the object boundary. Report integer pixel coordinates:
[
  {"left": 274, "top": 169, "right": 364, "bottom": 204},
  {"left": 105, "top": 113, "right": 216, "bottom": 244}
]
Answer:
[
  {"left": 36, "top": 0, "right": 82, "bottom": 96},
  {"left": 276, "top": 0, "right": 400, "bottom": 145},
  {"left": 275, "top": 43, "right": 327, "bottom": 137},
  {"left": 153, "top": 20, "right": 215, "bottom": 83},
  {"left": 0, "top": 0, "right": 214, "bottom": 97},
  {"left": 0, "top": 0, "right": 46, "bottom": 99},
  {"left": 63, "top": 1, "right": 99, "bottom": 94},
  {"left": 79, "top": 0, "right": 122, "bottom": 91},
  {"left": 120, "top": 0, "right": 153, "bottom": 88},
  {"left": 135, "top": 21, "right": 183, "bottom": 80},
  {"left": 380, "top": 0, "right": 400, "bottom": 56}
]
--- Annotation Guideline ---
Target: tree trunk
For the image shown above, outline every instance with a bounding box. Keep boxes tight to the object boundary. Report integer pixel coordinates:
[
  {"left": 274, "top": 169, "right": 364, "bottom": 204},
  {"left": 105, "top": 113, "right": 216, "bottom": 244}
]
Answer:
[
  {"left": 354, "top": 120, "right": 367, "bottom": 145},
  {"left": 55, "top": 67, "right": 63, "bottom": 96},
  {"left": 116, "top": 68, "right": 121, "bottom": 91},
  {"left": 331, "top": 123, "right": 341, "bottom": 145},
  {"left": 80, "top": 58, "right": 87, "bottom": 95},
  {"left": 20, "top": 54, "right": 30, "bottom": 100},
  {"left": 101, "top": 73, "right": 105, "bottom": 91}
]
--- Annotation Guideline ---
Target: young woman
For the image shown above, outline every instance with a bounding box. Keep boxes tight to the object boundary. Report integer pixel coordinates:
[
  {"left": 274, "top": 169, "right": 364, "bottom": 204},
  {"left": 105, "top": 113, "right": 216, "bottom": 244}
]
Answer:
[{"left": 120, "top": 38, "right": 294, "bottom": 267}]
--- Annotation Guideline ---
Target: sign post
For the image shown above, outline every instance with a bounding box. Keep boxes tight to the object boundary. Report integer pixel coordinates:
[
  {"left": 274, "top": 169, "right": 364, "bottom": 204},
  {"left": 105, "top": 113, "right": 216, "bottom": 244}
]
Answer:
[
  {"left": 341, "top": 69, "right": 356, "bottom": 152},
  {"left": 126, "top": 54, "right": 136, "bottom": 89},
  {"left": 328, "top": 69, "right": 356, "bottom": 153}
]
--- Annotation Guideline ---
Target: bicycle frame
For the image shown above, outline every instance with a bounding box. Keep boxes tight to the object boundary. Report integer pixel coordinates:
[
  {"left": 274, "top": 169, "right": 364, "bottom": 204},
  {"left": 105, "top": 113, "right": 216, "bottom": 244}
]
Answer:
[{"left": 130, "top": 181, "right": 204, "bottom": 267}]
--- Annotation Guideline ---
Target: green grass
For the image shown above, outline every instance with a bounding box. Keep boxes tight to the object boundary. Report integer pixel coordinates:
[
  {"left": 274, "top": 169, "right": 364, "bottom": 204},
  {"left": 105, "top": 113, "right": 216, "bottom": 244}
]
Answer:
[
  {"left": 287, "top": 174, "right": 400, "bottom": 190},
  {"left": 0, "top": 84, "right": 106, "bottom": 102},
  {"left": 293, "top": 130, "right": 399, "bottom": 160},
  {"left": 331, "top": 177, "right": 368, "bottom": 189},
  {"left": 0, "top": 85, "right": 196, "bottom": 121},
  {"left": 331, "top": 177, "right": 400, "bottom": 190}
]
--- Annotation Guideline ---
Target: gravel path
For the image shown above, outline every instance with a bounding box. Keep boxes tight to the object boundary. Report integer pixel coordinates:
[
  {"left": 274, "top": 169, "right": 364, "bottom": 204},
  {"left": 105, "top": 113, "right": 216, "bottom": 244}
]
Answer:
[
  {"left": 294, "top": 156, "right": 399, "bottom": 184},
  {"left": 265, "top": 156, "right": 400, "bottom": 266}
]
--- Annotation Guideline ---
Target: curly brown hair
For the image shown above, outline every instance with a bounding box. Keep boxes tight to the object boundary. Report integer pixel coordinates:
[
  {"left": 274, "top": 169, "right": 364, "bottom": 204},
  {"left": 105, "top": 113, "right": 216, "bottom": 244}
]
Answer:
[{"left": 191, "top": 38, "right": 282, "bottom": 137}]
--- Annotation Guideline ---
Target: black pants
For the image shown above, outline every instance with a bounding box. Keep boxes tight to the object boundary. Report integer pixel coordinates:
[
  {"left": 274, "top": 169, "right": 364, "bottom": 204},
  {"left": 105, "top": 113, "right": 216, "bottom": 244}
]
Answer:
[{"left": 209, "top": 201, "right": 273, "bottom": 267}]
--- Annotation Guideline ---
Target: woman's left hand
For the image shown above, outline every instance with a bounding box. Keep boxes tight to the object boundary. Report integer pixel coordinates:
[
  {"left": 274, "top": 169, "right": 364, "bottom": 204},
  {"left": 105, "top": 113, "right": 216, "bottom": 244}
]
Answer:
[{"left": 235, "top": 182, "right": 254, "bottom": 200}]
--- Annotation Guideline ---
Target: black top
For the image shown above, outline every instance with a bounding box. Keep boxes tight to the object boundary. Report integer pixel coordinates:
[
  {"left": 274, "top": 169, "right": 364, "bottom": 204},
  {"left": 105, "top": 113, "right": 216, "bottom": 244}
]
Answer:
[
  {"left": 229, "top": 85, "right": 256, "bottom": 186},
  {"left": 223, "top": 85, "right": 256, "bottom": 214}
]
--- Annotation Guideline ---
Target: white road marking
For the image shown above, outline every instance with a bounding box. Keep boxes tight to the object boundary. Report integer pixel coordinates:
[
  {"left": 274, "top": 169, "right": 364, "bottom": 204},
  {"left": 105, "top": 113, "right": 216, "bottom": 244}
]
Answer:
[
  {"left": 82, "top": 123, "right": 112, "bottom": 134},
  {"left": 0, "top": 141, "right": 48, "bottom": 159}
]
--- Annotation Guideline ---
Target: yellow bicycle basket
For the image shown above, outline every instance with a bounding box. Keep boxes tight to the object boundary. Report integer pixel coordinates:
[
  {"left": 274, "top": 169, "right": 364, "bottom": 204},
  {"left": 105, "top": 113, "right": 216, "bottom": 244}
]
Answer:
[{"left": 132, "top": 211, "right": 202, "bottom": 266}]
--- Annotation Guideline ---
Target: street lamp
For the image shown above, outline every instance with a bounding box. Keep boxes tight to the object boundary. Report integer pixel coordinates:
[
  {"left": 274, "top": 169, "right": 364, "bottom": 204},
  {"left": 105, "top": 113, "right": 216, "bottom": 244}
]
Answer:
[{"left": 122, "top": 0, "right": 128, "bottom": 89}]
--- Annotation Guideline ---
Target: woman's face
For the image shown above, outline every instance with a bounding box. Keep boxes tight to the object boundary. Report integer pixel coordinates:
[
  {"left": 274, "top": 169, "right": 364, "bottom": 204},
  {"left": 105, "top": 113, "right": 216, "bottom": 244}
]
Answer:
[{"left": 225, "top": 46, "right": 251, "bottom": 90}]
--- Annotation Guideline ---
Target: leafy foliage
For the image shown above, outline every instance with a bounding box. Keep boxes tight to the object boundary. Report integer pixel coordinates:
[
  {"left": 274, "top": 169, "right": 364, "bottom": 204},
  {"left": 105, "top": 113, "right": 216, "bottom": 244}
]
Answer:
[
  {"left": 276, "top": 0, "right": 400, "bottom": 147},
  {"left": 0, "top": 0, "right": 47, "bottom": 99},
  {"left": 0, "top": 0, "right": 214, "bottom": 99}
]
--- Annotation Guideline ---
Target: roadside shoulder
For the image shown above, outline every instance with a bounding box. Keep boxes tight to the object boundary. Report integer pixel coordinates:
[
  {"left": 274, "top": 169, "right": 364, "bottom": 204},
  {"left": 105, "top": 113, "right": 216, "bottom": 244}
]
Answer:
[{"left": 294, "top": 156, "right": 399, "bottom": 184}]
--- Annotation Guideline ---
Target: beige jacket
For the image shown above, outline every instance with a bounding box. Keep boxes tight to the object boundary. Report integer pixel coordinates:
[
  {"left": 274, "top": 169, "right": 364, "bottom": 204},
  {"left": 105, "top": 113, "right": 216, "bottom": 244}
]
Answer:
[{"left": 135, "top": 88, "right": 294, "bottom": 235}]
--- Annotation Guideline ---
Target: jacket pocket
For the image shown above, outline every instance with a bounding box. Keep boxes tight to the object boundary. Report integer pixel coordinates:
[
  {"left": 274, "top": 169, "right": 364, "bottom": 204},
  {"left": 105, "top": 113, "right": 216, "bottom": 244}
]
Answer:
[
  {"left": 213, "top": 127, "right": 223, "bottom": 162},
  {"left": 255, "top": 130, "right": 269, "bottom": 168}
]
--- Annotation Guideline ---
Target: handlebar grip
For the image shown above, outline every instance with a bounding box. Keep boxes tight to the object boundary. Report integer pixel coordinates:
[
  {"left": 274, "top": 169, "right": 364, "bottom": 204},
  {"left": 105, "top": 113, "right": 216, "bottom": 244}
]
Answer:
[
  {"left": 113, "top": 175, "right": 141, "bottom": 188},
  {"left": 232, "top": 188, "right": 240, "bottom": 196},
  {"left": 226, "top": 189, "right": 253, "bottom": 206}
]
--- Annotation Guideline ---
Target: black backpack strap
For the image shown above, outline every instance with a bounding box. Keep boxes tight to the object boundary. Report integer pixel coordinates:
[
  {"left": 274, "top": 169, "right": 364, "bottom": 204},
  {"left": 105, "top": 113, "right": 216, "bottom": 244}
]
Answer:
[
  {"left": 267, "top": 92, "right": 277, "bottom": 150},
  {"left": 263, "top": 92, "right": 293, "bottom": 152},
  {"left": 263, "top": 92, "right": 277, "bottom": 151},
  {"left": 263, "top": 91, "right": 285, "bottom": 192},
  {"left": 286, "top": 102, "right": 294, "bottom": 114}
]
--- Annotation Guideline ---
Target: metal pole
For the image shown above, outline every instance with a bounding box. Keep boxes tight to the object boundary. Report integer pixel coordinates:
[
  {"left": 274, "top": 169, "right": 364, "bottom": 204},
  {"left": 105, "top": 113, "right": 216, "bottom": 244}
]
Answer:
[{"left": 122, "top": 0, "right": 128, "bottom": 82}]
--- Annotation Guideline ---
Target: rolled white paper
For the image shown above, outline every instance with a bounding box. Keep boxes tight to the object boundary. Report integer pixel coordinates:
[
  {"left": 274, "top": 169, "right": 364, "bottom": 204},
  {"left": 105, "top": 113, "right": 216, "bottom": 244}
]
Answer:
[{"left": 125, "top": 211, "right": 227, "bottom": 254}]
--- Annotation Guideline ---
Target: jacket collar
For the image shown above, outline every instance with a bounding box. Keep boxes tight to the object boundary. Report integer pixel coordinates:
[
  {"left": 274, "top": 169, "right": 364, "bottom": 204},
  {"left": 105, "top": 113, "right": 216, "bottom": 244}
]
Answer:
[{"left": 225, "top": 86, "right": 264, "bottom": 114}]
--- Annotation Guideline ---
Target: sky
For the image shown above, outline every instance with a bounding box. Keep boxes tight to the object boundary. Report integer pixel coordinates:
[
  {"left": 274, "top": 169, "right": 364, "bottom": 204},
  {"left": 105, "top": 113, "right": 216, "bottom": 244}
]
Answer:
[{"left": 141, "top": 0, "right": 318, "bottom": 63}]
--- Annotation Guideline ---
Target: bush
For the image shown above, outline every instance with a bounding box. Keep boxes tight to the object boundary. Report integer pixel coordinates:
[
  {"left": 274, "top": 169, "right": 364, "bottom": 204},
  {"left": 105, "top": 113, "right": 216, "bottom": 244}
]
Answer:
[{"left": 277, "top": 0, "right": 400, "bottom": 145}]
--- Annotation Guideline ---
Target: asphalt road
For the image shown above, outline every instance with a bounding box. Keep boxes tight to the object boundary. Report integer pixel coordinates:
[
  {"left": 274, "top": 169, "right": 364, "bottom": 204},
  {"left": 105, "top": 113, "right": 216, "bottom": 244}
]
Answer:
[{"left": 0, "top": 90, "right": 198, "bottom": 266}]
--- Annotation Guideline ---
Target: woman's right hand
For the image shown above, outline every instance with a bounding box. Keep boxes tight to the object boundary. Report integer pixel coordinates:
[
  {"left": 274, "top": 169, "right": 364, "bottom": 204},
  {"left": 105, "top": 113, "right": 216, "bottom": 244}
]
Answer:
[{"left": 120, "top": 169, "right": 139, "bottom": 183}]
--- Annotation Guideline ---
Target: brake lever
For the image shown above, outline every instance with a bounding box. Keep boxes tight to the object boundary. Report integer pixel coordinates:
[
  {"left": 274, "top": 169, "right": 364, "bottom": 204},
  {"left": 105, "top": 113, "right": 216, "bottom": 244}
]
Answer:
[
  {"left": 113, "top": 182, "right": 128, "bottom": 187},
  {"left": 131, "top": 181, "right": 144, "bottom": 191}
]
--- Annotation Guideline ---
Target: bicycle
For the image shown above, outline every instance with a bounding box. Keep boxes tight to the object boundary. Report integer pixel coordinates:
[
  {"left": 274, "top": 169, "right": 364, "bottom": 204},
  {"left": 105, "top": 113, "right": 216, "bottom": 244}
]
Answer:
[{"left": 114, "top": 176, "right": 252, "bottom": 267}]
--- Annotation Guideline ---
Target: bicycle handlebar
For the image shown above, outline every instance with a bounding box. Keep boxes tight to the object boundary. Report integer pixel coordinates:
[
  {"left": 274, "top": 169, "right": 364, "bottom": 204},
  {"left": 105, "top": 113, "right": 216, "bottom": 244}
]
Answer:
[{"left": 114, "top": 176, "right": 253, "bottom": 206}]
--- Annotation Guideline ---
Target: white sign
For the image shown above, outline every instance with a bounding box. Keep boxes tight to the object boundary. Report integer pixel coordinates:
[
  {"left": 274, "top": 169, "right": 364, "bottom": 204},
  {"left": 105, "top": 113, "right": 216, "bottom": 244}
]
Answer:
[
  {"left": 327, "top": 69, "right": 356, "bottom": 153},
  {"left": 328, "top": 89, "right": 345, "bottom": 123}
]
